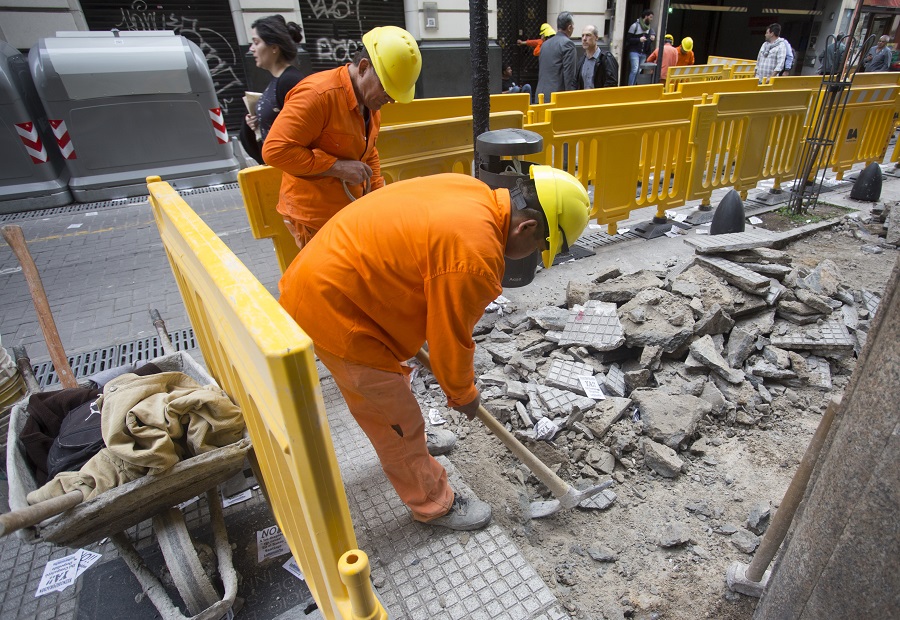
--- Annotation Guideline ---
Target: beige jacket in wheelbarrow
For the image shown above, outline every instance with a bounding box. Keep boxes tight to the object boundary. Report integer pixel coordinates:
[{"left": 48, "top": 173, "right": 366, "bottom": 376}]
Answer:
[{"left": 28, "top": 371, "right": 244, "bottom": 503}]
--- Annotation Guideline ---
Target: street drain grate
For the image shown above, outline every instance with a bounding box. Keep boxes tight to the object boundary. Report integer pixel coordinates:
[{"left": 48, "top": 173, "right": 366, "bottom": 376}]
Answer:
[{"left": 32, "top": 328, "right": 197, "bottom": 388}]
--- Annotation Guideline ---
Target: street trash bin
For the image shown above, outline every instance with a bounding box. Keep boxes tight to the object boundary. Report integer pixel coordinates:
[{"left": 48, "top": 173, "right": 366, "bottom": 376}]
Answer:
[
  {"left": 476, "top": 128, "right": 544, "bottom": 288},
  {"left": 29, "top": 30, "right": 239, "bottom": 202},
  {"left": 636, "top": 61, "right": 657, "bottom": 85},
  {"left": 0, "top": 41, "right": 72, "bottom": 213}
]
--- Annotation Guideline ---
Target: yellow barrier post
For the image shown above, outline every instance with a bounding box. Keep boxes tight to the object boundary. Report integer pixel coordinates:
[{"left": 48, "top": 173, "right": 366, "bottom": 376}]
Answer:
[
  {"left": 238, "top": 165, "right": 298, "bottom": 273},
  {"left": 534, "top": 98, "right": 695, "bottom": 234},
  {"left": 146, "top": 177, "right": 385, "bottom": 620}
]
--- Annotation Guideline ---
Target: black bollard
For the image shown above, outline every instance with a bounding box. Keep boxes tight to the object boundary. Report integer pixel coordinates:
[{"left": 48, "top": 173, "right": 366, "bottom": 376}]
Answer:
[
  {"left": 710, "top": 189, "right": 745, "bottom": 235},
  {"left": 849, "top": 162, "right": 882, "bottom": 201}
]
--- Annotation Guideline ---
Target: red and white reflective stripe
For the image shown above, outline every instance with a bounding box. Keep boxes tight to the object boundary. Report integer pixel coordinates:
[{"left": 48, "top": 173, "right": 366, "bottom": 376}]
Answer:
[
  {"left": 14, "top": 121, "right": 48, "bottom": 164},
  {"left": 48, "top": 119, "right": 77, "bottom": 159},
  {"left": 209, "top": 107, "right": 228, "bottom": 144}
]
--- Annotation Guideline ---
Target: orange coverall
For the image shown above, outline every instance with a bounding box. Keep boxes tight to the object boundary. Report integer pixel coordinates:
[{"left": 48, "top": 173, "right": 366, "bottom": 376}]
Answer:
[
  {"left": 676, "top": 47, "right": 695, "bottom": 66},
  {"left": 263, "top": 65, "right": 385, "bottom": 245},
  {"left": 522, "top": 38, "right": 544, "bottom": 57},
  {"left": 279, "top": 174, "right": 510, "bottom": 520},
  {"left": 647, "top": 43, "right": 680, "bottom": 81}
]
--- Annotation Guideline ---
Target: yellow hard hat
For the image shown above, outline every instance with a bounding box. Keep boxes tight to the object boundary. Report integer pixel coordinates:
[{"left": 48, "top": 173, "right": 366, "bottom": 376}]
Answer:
[
  {"left": 362, "top": 26, "right": 422, "bottom": 104},
  {"left": 681, "top": 37, "right": 693, "bottom": 52},
  {"left": 540, "top": 23, "right": 556, "bottom": 37},
  {"left": 530, "top": 165, "right": 590, "bottom": 268},
  {"left": 665, "top": 34, "right": 674, "bottom": 43}
]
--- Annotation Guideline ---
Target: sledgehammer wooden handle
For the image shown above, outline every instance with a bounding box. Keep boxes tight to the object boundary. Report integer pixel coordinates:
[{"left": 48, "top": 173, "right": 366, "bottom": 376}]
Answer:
[
  {"left": 0, "top": 490, "right": 83, "bottom": 537},
  {"left": 3, "top": 225, "right": 77, "bottom": 389},
  {"left": 415, "top": 348, "right": 570, "bottom": 499}
]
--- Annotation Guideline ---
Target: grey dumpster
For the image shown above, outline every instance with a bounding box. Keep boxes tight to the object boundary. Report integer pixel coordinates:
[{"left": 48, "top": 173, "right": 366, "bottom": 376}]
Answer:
[
  {"left": 476, "top": 129, "right": 544, "bottom": 288},
  {"left": 29, "top": 31, "right": 239, "bottom": 202},
  {"left": 635, "top": 61, "right": 657, "bottom": 85},
  {"left": 0, "top": 41, "right": 72, "bottom": 213}
]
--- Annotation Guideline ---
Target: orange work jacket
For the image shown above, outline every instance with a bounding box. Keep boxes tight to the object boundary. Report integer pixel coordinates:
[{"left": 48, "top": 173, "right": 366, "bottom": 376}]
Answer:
[
  {"left": 676, "top": 48, "right": 695, "bottom": 66},
  {"left": 279, "top": 174, "right": 510, "bottom": 408},
  {"left": 263, "top": 65, "right": 385, "bottom": 231},
  {"left": 647, "top": 43, "right": 680, "bottom": 80},
  {"left": 524, "top": 38, "right": 544, "bottom": 57}
]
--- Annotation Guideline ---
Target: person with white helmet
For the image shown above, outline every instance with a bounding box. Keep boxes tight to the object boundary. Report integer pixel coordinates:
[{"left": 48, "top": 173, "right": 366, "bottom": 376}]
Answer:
[
  {"left": 676, "top": 37, "right": 694, "bottom": 66},
  {"left": 263, "top": 26, "right": 422, "bottom": 249},
  {"left": 279, "top": 167, "right": 591, "bottom": 530}
]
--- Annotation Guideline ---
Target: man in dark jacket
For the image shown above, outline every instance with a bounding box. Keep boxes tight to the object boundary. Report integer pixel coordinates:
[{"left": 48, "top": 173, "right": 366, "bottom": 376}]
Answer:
[
  {"left": 625, "top": 9, "right": 655, "bottom": 85},
  {"left": 577, "top": 25, "right": 616, "bottom": 89},
  {"left": 536, "top": 11, "right": 578, "bottom": 102}
]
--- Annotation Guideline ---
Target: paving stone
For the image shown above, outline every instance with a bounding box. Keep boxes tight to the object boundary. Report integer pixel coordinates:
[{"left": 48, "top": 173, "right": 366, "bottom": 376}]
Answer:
[
  {"left": 535, "top": 385, "right": 595, "bottom": 416},
  {"left": 601, "top": 363, "right": 626, "bottom": 397},
  {"left": 485, "top": 341, "right": 518, "bottom": 364},
  {"left": 578, "top": 488, "right": 617, "bottom": 510},
  {"left": 558, "top": 301, "right": 625, "bottom": 351},
  {"left": 770, "top": 320, "right": 855, "bottom": 354},
  {"left": 544, "top": 358, "right": 595, "bottom": 394},
  {"left": 683, "top": 229, "right": 780, "bottom": 253},
  {"left": 695, "top": 255, "right": 771, "bottom": 294}
]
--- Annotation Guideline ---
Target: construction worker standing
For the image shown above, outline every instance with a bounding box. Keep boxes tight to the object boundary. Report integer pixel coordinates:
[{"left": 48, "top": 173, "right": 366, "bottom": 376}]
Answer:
[
  {"left": 279, "top": 167, "right": 591, "bottom": 530},
  {"left": 676, "top": 37, "right": 694, "bottom": 66},
  {"left": 263, "top": 26, "right": 421, "bottom": 249}
]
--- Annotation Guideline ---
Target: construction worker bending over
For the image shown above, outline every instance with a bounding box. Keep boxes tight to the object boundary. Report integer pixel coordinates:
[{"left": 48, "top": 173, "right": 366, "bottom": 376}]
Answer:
[
  {"left": 279, "top": 168, "right": 591, "bottom": 530},
  {"left": 263, "top": 26, "right": 421, "bottom": 249}
]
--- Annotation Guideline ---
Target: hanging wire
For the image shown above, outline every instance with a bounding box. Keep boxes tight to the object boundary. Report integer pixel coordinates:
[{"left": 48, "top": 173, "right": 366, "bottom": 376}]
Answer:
[{"left": 787, "top": 33, "right": 876, "bottom": 214}]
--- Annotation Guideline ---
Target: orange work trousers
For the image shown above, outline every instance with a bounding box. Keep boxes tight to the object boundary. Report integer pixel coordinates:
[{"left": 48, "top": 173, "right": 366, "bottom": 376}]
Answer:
[
  {"left": 316, "top": 347, "right": 455, "bottom": 521},
  {"left": 282, "top": 216, "right": 317, "bottom": 249}
]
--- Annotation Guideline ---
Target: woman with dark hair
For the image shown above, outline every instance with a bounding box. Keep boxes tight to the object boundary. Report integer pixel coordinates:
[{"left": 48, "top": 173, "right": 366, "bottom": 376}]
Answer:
[{"left": 240, "top": 15, "right": 306, "bottom": 164}]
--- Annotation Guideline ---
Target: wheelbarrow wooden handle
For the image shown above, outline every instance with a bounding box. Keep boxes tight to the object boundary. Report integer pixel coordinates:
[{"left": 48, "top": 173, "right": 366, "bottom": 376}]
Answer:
[
  {"left": 415, "top": 348, "right": 570, "bottom": 499},
  {"left": 0, "top": 490, "right": 83, "bottom": 537},
  {"left": 2, "top": 225, "right": 78, "bottom": 389}
]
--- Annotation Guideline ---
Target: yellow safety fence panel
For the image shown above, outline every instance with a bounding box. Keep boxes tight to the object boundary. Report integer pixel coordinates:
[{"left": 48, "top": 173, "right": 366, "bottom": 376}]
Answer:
[
  {"left": 767, "top": 75, "right": 822, "bottom": 91},
  {"left": 669, "top": 77, "right": 767, "bottom": 101},
  {"left": 728, "top": 61, "right": 758, "bottom": 79},
  {"left": 665, "top": 64, "right": 730, "bottom": 93},
  {"left": 708, "top": 55, "right": 755, "bottom": 66},
  {"left": 827, "top": 85, "right": 899, "bottom": 178},
  {"left": 378, "top": 111, "right": 524, "bottom": 183},
  {"left": 532, "top": 98, "right": 695, "bottom": 234},
  {"left": 380, "top": 92, "right": 529, "bottom": 126},
  {"left": 526, "top": 84, "right": 664, "bottom": 123},
  {"left": 146, "top": 178, "right": 383, "bottom": 620},
  {"left": 850, "top": 72, "right": 900, "bottom": 88},
  {"left": 686, "top": 89, "right": 813, "bottom": 206},
  {"left": 237, "top": 165, "right": 295, "bottom": 273}
]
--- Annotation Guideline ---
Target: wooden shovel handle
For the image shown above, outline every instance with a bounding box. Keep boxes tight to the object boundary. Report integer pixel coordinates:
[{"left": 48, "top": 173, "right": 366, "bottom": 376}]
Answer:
[
  {"left": 415, "top": 348, "right": 570, "bottom": 498},
  {"left": 2, "top": 225, "right": 77, "bottom": 389}
]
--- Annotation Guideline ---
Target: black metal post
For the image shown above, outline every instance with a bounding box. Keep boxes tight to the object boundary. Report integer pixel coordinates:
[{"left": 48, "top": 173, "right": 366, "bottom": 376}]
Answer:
[
  {"left": 652, "top": 0, "right": 671, "bottom": 84},
  {"left": 470, "top": 0, "right": 490, "bottom": 178}
]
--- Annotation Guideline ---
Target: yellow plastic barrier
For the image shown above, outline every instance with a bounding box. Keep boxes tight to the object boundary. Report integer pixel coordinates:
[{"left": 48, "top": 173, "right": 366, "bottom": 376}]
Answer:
[
  {"left": 378, "top": 110, "right": 524, "bottom": 183},
  {"left": 527, "top": 85, "right": 664, "bottom": 123},
  {"left": 672, "top": 78, "right": 766, "bottom": 101},
  {"left": 850, "top": 72, "right": 900, "bottom": 88},
  {"left": 827, "top": 85, "right": 899, "bottom": 178},
  {"left": 380, "top": 92, "right": 530, "bottom": 126},
  {"left": 686, "top": 89, "right": 814, "bottom": 205},
  {"left": 767, "top": 75, "right": 822, "bottom": 91},
  {"left": 665, "top": 64, "right": 730, "bottom": 93},
  {"left": 708, "top": 55, "right": 756, "bottom": 66},
  {"left": 237, "top": 165, "right": 295, "bottom": 273},
  {"left": 531, "top": 98, "right": 695, "bottom": 233},
  {"left": 146, "top": 177, "right": 383, "bottom": 620},
  {"left": 728, "top": 61, "right": 758, "bottom": 79}
]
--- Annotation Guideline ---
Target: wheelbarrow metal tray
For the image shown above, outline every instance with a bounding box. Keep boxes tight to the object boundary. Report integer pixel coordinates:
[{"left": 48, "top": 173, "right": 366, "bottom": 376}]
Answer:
[{"left": 6, "top": 351, "right": 252, "bottom": 547}]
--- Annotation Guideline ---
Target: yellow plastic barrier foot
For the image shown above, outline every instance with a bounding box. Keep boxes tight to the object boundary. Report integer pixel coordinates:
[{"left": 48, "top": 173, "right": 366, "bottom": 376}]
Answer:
[{"left": 338, "top": 550, "right": 387, "bottom": 620}]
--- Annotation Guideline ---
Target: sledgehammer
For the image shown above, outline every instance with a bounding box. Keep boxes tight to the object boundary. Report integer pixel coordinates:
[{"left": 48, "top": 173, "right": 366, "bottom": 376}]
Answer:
[{"left": 415, "top": 348, "right": 612, "bottom": 518}]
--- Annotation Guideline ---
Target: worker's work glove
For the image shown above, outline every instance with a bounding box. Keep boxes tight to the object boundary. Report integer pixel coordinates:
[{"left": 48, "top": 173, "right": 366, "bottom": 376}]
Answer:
[{"left": 454, "top": 394, "right": 481, "bottom": 421}]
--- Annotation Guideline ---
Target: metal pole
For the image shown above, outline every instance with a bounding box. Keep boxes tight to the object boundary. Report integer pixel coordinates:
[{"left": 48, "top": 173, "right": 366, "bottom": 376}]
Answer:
[
  {"left": 652, "top": 0, "right": 671, "bottom": 84},
  {"left": 470, "top": 0, "right": 490, "bottom": 178}
]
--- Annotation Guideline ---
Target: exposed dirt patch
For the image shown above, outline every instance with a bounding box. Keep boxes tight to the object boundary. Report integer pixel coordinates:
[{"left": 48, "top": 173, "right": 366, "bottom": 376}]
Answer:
[
  {"left": 753, "top": 204, "right": 855, "bottom": 233},
  {"left": 441, "top": 218, "right": 897, "bottom": 620}
]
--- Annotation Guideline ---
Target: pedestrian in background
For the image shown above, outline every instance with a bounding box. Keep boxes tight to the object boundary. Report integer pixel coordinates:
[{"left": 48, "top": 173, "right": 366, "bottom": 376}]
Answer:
[
  {"left": 240, "top": 15, "right": 306, "bottom": 165},
  {"left": 577, "top": 25, "right": 602, "bottom": 89},
  {"left": 625, "top": 9, "right": 655, "bottom": 85},
  {"left": 818, "top": 33, "right": 846, "bottom": 75},
  {"left": 263, "top": 27, "right": 421, "bottom": 250},
  {"left": 501, "top": 65, "right": 532, "bottom": 100},
  {"left": 754, "top": 23, "right": 787, "bottom": 81},
  {"left": 864, "top": 36, "right": 892, "bottom": 72},
  {"left": 536, "top": 12, "right": 578, "bottom": 102},
  {"left": 676, "top": 37, "right": 694, "bottom": 66},
  {"left": 780, "top": 38, "right": 796, "bottom": 75},
  {"left": 647, "top": 34, "right": 678, "bottom": 83},
  {"left": 517, "top": 23, "right": 555, "bottom": 57}
]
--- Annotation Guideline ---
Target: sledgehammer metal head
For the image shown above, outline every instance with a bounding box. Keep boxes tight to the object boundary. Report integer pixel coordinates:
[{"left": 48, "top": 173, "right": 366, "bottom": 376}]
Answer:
[{"left": 529, "top": 479, "right": 614, "bottom": 519}]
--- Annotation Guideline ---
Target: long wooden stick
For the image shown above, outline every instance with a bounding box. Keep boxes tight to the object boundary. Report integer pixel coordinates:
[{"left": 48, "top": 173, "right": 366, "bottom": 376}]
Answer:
[
  {"left": 0, "top": 490, "right": 83, "bottom": 537},
  {"left": 2, "top": 225, "right": 77, "bottom": 388}
]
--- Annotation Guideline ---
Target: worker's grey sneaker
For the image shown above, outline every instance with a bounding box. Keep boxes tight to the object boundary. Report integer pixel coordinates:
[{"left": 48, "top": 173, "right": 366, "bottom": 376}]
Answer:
[
  {"left": 426, "top": 494, "right": 492, "bottom": 531},
  {"left": 425, "top": 428, "right": 457, "bottom": 456}
]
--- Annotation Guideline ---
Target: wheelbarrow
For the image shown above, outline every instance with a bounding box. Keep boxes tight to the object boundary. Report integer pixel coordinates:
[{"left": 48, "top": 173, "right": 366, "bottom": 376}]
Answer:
[{"left": 1, "top": 225, "right": 251, "bottom": 619}]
